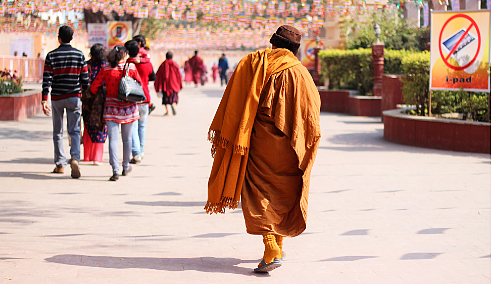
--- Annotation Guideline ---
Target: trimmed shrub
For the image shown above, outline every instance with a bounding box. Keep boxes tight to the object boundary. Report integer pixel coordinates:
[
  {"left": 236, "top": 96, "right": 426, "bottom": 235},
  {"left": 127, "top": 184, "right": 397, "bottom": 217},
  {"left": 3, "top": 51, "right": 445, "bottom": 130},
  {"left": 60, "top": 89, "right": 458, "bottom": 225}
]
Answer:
[
  {"left": 432, "top": 89, "right": 489, "bottom": 122},
  {"left": 319, "top": 48, "right": 417, "bottom": 95},
  {"left": 319, "top": 48, "right": 373, "bottom": 94},
  {"left": 400, "top": 51, "right": 430, "bottom": 116}
]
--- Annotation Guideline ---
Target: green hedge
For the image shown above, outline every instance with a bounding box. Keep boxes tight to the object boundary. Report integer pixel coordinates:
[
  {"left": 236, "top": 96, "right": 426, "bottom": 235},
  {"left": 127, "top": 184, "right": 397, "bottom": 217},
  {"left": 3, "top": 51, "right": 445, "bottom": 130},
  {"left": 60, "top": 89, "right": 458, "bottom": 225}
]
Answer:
[
  {"left": 400, "top": 51, "right": 430, "bottom": 116},
  {"left": 319, "top": 48, "right": 490, "bottom": 122},
  {"left": 319, "top": 48, "right": 417, "bottom": 95},
  {"left": 319, "top": 48, "right": 372, "bottom": 95}
]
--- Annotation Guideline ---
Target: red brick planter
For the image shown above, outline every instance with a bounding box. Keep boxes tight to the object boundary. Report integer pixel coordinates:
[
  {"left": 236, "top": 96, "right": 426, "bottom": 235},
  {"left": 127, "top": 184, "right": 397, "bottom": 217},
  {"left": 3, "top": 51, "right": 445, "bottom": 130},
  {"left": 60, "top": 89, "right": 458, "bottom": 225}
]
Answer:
[
  {"left": 381, "top": 74, "right": 406, "bottom": 116},
  {"left": 318, "top": 89, "right": 381, "bottom": 117},
  {"left": 383, "top": 109, "right": 491, "bottom": 154},
  {"left": 0, "top": 90, "right": 42, "bottom": 121}
]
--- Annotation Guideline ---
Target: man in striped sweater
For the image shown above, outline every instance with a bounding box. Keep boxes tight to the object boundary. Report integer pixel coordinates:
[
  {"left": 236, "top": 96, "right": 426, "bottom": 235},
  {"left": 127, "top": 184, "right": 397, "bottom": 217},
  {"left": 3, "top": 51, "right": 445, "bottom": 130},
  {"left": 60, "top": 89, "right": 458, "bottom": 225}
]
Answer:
[{"left": 41, "top": 26, "right": 89, "bottom": 178}]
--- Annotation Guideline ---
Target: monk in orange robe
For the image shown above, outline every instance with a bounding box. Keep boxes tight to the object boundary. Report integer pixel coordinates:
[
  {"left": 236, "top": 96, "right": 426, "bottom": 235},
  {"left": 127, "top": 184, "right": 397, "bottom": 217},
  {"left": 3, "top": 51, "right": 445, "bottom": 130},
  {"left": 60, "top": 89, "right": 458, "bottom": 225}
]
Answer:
[{"left": 206, "top": 25, "right": 321, "bottom": 273}]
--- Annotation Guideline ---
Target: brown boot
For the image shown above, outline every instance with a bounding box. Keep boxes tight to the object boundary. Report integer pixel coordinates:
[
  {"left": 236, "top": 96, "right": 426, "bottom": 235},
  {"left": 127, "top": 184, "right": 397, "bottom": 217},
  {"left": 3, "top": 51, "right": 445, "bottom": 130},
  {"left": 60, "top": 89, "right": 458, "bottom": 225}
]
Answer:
[
  {"left": 52, "top": 165, "right": 64, "bottom": 174},
  {"left": 70, "top": 159, "right": 81, "bottom": 179}
]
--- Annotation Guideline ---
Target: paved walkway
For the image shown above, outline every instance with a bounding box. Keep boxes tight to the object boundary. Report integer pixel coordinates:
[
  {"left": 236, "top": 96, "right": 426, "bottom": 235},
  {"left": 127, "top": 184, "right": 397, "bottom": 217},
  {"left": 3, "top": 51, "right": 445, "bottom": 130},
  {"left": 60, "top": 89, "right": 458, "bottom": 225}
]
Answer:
[{"left": 0, "top": 83, "right": 490, "bottom": 284}]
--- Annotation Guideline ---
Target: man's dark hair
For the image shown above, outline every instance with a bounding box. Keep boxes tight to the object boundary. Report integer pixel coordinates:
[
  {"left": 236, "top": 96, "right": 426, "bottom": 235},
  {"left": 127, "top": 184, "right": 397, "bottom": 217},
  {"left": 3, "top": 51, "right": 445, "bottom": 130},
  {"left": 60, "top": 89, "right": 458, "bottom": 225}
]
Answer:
[
  {"left": 166, "top": 51, "right": 173, "bottom": 60},
  {"left": 90, "top": 43, "right": 106, "bottom": 63},
  {"left": 133, "top": 35, "right": 146, "bottom": 48},
  {"left": 194, "top": 50, "right": 198, "bottom": 55},
  {"left": 58, "top": 26, "right": 74, "bottom": 43},
  {"left": 124, "top": 40, "right": 140, "bottom": 57},
  {"left": 222, "top": 53, "right": 225, "bottom": 57}
]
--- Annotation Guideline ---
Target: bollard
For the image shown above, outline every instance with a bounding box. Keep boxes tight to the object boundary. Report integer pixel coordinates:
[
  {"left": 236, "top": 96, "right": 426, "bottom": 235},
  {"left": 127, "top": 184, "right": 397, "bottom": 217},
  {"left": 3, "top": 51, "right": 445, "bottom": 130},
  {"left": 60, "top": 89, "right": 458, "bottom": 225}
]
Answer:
[{"left": 372, "top": 43, "right": 384, "bottom": 97}]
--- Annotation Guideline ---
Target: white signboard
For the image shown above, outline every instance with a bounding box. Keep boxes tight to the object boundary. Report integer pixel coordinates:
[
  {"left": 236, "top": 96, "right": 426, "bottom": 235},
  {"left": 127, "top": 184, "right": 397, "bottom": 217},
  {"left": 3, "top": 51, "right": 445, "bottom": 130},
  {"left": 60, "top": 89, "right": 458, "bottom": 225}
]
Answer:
[
  {"left": 10, "top": 37, "right": 32, "bottom": 57},
  {"left": 88, "top": 23, "right": 108, "bottom": 48}
]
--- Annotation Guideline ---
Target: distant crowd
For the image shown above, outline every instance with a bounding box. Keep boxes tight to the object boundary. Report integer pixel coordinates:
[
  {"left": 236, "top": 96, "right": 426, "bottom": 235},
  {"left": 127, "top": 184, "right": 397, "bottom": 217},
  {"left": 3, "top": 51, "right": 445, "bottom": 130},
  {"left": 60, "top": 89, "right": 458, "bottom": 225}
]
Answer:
[{"left": 41, "top": 25, "right": 231, "bottom": 181}]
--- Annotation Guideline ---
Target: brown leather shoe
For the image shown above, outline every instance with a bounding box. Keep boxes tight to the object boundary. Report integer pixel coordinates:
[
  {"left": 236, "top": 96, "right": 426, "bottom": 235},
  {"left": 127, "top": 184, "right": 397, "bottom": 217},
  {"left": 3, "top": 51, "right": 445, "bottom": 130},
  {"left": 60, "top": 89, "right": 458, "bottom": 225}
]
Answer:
[
  {"left": 52, "top": 165, "right": 64, "bottom": 174},
  {"left": 70, "top": 159, "right": 81, "bottom": 179}
]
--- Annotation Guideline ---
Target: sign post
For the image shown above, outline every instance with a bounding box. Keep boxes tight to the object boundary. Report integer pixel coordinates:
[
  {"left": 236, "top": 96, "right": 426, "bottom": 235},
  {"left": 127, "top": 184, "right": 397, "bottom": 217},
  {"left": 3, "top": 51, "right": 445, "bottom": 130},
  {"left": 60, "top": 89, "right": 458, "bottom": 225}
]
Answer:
[
  {"left": 88, "top": 23, "right": 108, "bottom": 48},
  {"left": 430, "top": 10, "right": 491, "bottom": 93},
  {"left": 107, "top": 21, "right": 133, "bottom": 48}
]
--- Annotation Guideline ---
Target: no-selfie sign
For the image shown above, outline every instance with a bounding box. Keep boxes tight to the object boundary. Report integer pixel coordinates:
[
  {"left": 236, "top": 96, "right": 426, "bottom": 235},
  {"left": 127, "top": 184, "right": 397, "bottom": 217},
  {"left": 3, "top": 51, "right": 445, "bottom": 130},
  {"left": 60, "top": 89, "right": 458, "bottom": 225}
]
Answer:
[{"left": 430, "top": 10, "right": 491, "bottom": 92}]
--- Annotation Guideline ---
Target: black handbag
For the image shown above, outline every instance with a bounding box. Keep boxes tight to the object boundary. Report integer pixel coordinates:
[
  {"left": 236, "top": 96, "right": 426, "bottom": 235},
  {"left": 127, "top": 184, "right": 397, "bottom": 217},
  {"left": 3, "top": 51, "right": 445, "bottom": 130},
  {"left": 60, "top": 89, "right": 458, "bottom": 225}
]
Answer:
[{"left": 117, "top": 63, "right": 146, "bottom": 102}]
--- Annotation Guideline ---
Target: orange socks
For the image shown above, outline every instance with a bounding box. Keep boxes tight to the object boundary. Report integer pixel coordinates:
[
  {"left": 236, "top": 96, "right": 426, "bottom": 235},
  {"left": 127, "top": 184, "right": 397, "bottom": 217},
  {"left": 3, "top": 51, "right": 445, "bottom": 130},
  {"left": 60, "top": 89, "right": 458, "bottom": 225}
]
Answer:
[
  {"left": 262, "top": 234, "right": 281, "bottom": 264},
  {"left": 275, "top": 235, "right": 284, "bottom": 259}
]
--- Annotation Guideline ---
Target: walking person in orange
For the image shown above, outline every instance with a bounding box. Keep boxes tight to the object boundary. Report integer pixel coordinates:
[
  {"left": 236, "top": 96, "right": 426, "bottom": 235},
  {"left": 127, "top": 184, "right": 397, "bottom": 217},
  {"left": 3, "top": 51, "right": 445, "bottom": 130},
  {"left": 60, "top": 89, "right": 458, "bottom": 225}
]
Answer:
[{"left": 205, "top": 25, "right": 321, "bottom": 273}]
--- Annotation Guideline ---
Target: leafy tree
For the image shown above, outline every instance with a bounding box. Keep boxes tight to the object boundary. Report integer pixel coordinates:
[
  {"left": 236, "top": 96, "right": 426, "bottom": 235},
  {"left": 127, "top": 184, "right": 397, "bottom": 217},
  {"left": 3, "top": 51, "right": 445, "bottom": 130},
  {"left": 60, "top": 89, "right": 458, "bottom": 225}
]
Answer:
[{"left": 341, "top": 9, "right": 428, "bottom": 51}]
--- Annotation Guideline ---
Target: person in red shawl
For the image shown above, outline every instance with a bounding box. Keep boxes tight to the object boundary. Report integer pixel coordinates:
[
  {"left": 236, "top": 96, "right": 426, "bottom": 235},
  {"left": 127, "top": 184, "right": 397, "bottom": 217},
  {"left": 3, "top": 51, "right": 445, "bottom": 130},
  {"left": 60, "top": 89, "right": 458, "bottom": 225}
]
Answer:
[
  {"left": 211, "top": 63, "right": 219, "bottom": 83},
  {"left": 155, "top": 51, "right": 182, "bottom": 116},
  {"left": 188, "top": 50, "right": 203, "bottom": 87},
  {"left": 184, "top": 58, "right": 193, "bottom": 84}
]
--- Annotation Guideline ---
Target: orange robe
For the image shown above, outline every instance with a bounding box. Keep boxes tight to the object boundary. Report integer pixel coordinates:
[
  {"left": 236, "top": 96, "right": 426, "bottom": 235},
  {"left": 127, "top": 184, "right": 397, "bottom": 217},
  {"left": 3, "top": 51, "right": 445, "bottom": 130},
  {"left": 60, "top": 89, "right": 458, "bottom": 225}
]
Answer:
[
  {"left": 241, "top": 64, "right": 320, "bottom": 237},
  {"left": 206, "top": 48, "right": 320, "bottom": 238}
]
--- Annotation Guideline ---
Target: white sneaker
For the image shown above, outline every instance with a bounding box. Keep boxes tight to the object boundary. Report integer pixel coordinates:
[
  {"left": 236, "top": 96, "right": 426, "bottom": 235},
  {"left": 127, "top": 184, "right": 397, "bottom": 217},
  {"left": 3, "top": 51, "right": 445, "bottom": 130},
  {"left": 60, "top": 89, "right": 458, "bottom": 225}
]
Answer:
[{"left": 93, "top": 161, "right": 102, "bottom": 166}]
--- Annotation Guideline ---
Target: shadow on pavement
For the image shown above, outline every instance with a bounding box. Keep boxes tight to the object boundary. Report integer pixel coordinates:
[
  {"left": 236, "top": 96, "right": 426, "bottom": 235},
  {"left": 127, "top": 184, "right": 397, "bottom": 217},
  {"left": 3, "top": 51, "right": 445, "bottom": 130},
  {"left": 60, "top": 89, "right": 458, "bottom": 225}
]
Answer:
[
  {"left": 45, "top": 254, "right": 268, "bottom": 276},
  {"left": 321, "top": 256, "right": 378, "bottom": 261},
  {"left": 0, "top": 128, "right": 51, "bottom": 140},
  {"left": 0, "top": 171, "right": 72, "bottom": 180},
  {"left": 200, "top": 90, "right": 224, "bottom": 98},
  {"left": 126, "top": 201, "right": 205, "bottom": 207},
  {"left": 0, "top": 158, "right": 53, "bottom": 164}
]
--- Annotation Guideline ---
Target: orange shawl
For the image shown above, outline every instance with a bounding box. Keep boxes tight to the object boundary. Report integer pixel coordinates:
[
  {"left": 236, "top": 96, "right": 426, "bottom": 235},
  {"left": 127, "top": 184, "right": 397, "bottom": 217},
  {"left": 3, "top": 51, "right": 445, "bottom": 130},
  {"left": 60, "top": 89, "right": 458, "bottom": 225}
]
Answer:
[{"left": 205, "top": 48, "right": 300, "bottom": 214}]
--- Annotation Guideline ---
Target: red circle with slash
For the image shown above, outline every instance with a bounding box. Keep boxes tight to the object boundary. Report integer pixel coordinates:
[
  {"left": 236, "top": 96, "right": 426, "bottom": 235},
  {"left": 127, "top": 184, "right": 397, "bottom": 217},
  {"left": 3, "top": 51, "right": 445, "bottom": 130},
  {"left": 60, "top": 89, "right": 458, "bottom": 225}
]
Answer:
[
  {"left": 110, "top": 24, "right": 128, "bottom": 41},
  {"left": 438, "top": 14, "right": 481, "bottom": 71}
]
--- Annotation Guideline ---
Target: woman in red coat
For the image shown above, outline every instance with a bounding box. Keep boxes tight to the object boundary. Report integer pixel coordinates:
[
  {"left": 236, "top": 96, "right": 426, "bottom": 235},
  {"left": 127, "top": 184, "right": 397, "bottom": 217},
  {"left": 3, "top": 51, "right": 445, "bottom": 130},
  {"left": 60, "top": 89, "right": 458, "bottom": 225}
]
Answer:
[
  {"left": 90, "top": 45, "right": 143, "bottom": 181},
  {"left": 155, "top": 51, "right": 182, "bottom": 116}
]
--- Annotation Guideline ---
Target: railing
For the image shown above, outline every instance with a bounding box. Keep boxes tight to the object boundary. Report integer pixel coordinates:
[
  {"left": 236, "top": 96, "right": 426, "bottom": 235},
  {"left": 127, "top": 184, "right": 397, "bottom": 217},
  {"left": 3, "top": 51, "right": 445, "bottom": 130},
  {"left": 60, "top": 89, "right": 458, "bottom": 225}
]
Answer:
[{"left": 0, "top": 56, "right": 44, "bottom": 82}]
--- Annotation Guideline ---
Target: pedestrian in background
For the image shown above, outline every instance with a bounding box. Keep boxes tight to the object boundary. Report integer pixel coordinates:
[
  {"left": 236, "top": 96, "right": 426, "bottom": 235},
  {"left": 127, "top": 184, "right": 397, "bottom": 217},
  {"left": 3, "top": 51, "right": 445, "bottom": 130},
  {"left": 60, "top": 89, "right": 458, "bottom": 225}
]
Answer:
[
  {"left": 41, "top": 25, "right": 89, "bottom": 178},
  {"left": 200, "top": 62, "right": 208, "bottom": 86},
  {"left": 218, "top": 53, "right": 229, "bottom": 86},
  {"left": 184, "top": 58, "right": 193, "bottom": 84},
  {"left": 132, "top": 35, "right": 156, "bottom": 115},
  {"left": 90, "top": 45, "right": 142, "bottom": 181},
  {"left": 211, "top": 63, "right": 219, "bottom": 83},
  {"left": 155, "top": 51, "right": 182, "bottom": 116},
  {"left": 82, "top": 43, "right": 107, "bottom": 166},
  {"left": 206, "top": 25, "right": 320, "bottom": 273},
  {"left": 125, "top": 40, "right": 154, "bottom": 164},
  {"left": 189, "top": 50, "right": 203, "bottom": 87}
]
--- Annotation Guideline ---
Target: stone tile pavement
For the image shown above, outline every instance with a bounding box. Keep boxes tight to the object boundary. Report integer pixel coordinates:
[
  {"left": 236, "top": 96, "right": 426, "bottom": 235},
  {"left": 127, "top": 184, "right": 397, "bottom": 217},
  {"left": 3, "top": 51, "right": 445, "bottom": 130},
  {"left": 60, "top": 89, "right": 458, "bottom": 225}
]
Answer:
[{"left": 0, "top": 83, "right": 490, "bottom": 283}]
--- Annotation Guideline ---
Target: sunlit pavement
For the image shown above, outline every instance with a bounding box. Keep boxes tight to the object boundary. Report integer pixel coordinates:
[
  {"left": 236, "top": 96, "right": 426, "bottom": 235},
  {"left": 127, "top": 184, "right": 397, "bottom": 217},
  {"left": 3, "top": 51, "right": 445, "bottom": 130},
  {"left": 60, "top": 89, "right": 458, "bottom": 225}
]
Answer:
[{"left": 0, "top": 82, "right": 489, "bottom": 283}]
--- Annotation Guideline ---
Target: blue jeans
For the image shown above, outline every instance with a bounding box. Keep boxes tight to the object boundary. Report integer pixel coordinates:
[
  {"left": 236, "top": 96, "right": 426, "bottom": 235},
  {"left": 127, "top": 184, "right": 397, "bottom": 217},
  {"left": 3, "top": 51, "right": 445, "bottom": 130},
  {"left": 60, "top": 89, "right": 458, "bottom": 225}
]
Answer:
[
  {"left": 51, "top": 97, "right": 81, "bottom": 166},
  {"left": 106, "top": 120, "right": 133, "bottom": 174},
  {"left": 132, "top": 104, "right": 149, "bottom": 157},
  {"left": 220, "top": 71, "right": 228, "bottom": 85}
]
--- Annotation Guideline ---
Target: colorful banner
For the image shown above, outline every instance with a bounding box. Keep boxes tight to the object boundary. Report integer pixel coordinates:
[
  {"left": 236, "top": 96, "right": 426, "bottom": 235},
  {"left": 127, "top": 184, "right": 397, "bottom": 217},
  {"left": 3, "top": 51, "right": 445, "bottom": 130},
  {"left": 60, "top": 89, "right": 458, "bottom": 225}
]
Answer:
[
  {"left": 451, "top": 0, "right": 460, "bottom": 10},
  {"left": 88, "top": 23, "right": 107, "bottom": 47},
  {"left": 423, "top": 4, "right": 429, "bottom": 27},
  {"left": 430, "top": 11, "right": 491, "bottom": 92},
  {"left": 107, "top": 21, "right": 132, "bottom": 48}
]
